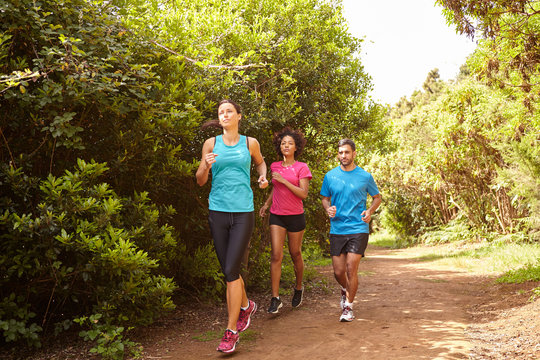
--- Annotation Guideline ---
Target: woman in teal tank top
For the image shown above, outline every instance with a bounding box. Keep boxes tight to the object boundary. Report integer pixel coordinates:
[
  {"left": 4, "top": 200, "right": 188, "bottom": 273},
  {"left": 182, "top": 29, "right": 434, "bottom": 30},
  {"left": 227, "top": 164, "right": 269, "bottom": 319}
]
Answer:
[{"left": 196, "top": 100, "right": 268, "bottom": 353}]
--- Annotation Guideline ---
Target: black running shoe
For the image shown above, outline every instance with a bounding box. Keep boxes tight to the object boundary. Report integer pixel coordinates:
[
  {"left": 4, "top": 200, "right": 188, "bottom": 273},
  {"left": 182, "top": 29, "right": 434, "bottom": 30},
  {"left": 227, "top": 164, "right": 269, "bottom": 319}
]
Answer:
[
  {"left": 291, "top": 287, "right": 303, "bottom": 308},
  {"left": 267, "top": 297, "right": 282, "bottom": 313}
]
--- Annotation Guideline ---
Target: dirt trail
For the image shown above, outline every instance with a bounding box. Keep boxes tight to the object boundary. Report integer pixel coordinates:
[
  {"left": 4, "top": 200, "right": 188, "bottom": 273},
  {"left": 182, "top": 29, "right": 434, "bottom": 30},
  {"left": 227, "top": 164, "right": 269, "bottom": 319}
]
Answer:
[{"left": 138, "top": 247, "right": 540, "bottom": 360}]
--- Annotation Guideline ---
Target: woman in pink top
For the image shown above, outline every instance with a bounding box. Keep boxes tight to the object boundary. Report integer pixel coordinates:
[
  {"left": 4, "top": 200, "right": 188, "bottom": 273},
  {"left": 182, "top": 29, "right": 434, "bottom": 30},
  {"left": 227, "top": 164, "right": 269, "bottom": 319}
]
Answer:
[{"left": 259, "top": 127, "right": 312, "bottom": 313}]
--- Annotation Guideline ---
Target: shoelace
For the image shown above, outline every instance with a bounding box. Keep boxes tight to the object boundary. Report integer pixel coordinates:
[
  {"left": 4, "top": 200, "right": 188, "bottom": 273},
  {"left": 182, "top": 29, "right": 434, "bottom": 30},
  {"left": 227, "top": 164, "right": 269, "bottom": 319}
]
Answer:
[{"left": 223, "top": 330, "right": 235, "bottom": 342}]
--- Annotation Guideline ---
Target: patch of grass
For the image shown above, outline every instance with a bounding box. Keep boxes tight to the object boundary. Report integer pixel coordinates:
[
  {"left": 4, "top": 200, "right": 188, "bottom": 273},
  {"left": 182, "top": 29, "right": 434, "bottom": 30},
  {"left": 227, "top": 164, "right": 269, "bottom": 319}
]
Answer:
[
  {"left": 369, "top": 231, "right": 406, "bottom": 248},
  {"left": 192, "top": 330, "right": 221, "bottom": 342},
  {"left": 530, "top": 287, "right": 540, "bottom": 301},
  {"left": 409, "top": 239, "right": 540, "bottom": 276},
  {"left": 497, "top": 263, "right": 540, "bottom": 284},
  {"left": 239, "top": 329, "right": 257, "bottom": 343},
  {"left": 192, "top": 329, "right": 258, "bottom": 343},
  {"left": 358, "top": 271, "right": 375, "bottom": 277}
]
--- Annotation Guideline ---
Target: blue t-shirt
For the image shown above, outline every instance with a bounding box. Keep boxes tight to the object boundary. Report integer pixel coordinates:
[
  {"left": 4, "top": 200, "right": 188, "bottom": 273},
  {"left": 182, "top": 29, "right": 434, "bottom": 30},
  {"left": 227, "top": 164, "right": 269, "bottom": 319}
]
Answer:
[
  {"left": 320, "top": 166, "right": 379, "bottom": 234},
  {"left": 209, "top": 135, "right": 254, "bottom": 212}
]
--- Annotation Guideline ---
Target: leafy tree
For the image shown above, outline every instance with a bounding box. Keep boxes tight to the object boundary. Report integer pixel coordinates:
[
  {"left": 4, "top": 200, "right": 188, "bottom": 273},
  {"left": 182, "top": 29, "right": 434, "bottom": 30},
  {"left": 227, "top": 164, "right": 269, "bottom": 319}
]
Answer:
[
  {"left": 437, "top": 0, "right": 540, "bottom": 108},
  {"left": 121, "top": 0, "right": 390, "bottom": 276},
  {"left": 374, "top": 69, "right": 538, "bottom": 242}
]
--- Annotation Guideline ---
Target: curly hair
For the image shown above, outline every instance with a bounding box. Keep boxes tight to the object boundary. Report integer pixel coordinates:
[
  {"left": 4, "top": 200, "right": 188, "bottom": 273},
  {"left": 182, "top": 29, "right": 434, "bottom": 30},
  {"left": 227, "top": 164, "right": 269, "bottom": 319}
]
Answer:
[{"left": 272, "top": 126, "right": 307, "bottom": 159}]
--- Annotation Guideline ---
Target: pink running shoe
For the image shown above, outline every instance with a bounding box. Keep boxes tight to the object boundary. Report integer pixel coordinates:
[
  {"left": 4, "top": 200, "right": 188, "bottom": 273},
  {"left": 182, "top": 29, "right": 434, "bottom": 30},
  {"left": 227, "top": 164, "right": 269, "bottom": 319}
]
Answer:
[
  {"left": 216, "top": 329, "right": 239, "bottom": 353},
  {"left": 237, "top": 299, "right": 257, "bottom": 332}
]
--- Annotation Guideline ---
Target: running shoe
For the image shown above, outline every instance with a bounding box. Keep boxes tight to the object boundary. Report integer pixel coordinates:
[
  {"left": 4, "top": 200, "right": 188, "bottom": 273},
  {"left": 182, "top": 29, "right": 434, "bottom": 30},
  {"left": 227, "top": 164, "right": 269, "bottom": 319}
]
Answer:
[
  {"left": 237, "top": 299, "right": 257, "bottom": 332},
  {"left": 340, "top": 288, "right": 347, "bottom": 310},
  {"left": 216, "top": 329, "right": 239, "bottom": 353},
  {"left": 340, "top": 306, "right": 354, "bottom": 322},
  {"left": 291, "top": 287, "right": 304, "bottom": 308},
  {"left": 267, "top": 297, "right": 283, "bottom": 314}
]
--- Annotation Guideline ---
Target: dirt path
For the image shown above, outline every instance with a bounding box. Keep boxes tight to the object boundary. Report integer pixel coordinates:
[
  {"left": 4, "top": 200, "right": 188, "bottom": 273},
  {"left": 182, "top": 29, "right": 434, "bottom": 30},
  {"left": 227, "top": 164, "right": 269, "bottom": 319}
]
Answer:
[{"left": 137, "top": 246, "right": 540, "bottom": 360}]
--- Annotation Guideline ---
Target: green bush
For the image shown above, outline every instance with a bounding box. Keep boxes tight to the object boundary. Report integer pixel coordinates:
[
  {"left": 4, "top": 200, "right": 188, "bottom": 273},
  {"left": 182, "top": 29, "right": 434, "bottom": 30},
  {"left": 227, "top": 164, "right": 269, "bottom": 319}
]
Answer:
[
  {"left": 75, "top": 314, "right": 141, "bottom": 360},
  {"left": 0, "top": 160, "right": 176, "bottom": 346}
]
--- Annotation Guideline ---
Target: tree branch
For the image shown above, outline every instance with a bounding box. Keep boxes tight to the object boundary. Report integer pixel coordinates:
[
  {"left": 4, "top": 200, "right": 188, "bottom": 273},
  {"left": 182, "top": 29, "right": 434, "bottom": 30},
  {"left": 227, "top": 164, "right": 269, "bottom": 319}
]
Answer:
[{"left": 149, "top": 40, "right": 265, "bottom": 70}]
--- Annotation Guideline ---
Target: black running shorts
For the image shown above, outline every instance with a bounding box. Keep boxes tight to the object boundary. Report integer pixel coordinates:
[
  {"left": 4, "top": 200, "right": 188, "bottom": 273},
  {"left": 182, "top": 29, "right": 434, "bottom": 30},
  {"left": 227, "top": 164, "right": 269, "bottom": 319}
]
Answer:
[
  {"left": 269, "top": 212, "right": 306, "bottom": 232},
  {"left": 329, "top": 233, "right": 369, "bottom": 256}
]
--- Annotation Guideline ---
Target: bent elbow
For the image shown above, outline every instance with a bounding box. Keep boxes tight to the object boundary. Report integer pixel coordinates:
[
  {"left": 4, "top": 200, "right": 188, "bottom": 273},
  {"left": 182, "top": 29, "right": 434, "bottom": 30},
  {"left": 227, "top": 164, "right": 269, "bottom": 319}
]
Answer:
[{"left": 195, "top": 175, "right": 206, "bottom": 187}]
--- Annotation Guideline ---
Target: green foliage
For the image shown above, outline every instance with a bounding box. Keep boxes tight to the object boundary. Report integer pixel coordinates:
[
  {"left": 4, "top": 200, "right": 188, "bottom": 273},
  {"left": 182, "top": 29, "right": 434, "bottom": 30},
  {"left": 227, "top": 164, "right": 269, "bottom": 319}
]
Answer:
[
  {"left": 0, "top": 160, "right": 176, "bottom": 346},
  {"left": 419, "top": 218, "right": 480, "bottom": 245},
  {"left": 413, "top": 239, "right": 540, "bottom": 275},
  {"left": 1, "top": 0, "right": 389, "bottom": 350},
  {"left": 497, "top": 262, "right": 540, "bottom": 284},
  {"left": 437, "top": 0, "right": 540, "bottom": 107},
  {"left": 171, "top": 243, "right": 225, "bottom": 301},
  {"left": 373, "top": 69, "right": 539, "bottom": 242},
  {"left": 75, "top": 314, "right": 141, "bottom": 360},
  {"left": 0, "top": 294, "right": 42, "bottom": 347},
  {"left": 369, "top": 231, "right": 407, "bottom": 249}
]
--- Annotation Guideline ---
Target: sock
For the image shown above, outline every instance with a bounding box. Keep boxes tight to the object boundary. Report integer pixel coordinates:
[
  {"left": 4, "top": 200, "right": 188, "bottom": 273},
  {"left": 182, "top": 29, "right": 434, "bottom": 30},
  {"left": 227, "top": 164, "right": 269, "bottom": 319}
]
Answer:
[
  {"left": 241, "top": 302, "right": 249, "bottom": 311},
  {"left": 344, "top": 301, "right": 353, "bottom": 309},
  {"left": 341, "top": 286, "right": 346, "bottom": 293},
  {"left": 227, "top": 329, "right": 238, "bottom": 334}
]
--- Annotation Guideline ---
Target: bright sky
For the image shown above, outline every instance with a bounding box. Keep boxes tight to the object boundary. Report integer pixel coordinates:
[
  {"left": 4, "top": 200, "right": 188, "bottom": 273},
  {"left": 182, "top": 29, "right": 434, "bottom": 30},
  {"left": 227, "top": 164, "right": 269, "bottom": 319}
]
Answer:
[{"left": 342, "top": 0, "right": 478, "bottom": 105}]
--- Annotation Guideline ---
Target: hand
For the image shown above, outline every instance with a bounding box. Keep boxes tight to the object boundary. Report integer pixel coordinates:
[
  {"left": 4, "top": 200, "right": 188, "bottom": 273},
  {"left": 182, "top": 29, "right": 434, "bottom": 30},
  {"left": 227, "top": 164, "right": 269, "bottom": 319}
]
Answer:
[
  {"left": 327, "top": 205, "right": 336, "bottom": 218},
  {"left": 362, "top": 209, "right": 372, "bottom": 223},
  {"left": 259, "top": 204, "right": 269, "bottom": 217},
  {"left": 258, "top": 175, "right": 269, "bottom": 189},
  {"left": 271, "top": 172, "right": 285, "bottom": 184},
  {"left": 204, "top": 152, "right": 218, "bottom": 169}
]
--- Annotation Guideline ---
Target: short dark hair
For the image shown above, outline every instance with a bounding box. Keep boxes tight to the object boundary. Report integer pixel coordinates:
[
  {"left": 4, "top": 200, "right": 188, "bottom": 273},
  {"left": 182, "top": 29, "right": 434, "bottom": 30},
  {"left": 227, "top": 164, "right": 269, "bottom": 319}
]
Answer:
[
  {"left": 338, "top": 138, "right": 356, "bottom": 151},
  {"left": 272, "top": 126, "right": 307, "bottom": 159}
]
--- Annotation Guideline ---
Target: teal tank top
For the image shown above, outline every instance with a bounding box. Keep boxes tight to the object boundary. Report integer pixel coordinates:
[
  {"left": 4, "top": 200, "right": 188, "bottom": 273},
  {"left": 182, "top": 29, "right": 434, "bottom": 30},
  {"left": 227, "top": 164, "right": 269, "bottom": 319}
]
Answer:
[{"left": 209, "top": 135, "right": 254, "bottom": 212}]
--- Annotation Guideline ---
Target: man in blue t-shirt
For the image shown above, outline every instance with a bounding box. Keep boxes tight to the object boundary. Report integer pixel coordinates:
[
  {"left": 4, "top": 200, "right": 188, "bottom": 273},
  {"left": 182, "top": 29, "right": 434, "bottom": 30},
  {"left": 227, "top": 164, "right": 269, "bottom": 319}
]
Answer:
[{"left": 320, "top": 138, "right": 382, "bottom": 322}]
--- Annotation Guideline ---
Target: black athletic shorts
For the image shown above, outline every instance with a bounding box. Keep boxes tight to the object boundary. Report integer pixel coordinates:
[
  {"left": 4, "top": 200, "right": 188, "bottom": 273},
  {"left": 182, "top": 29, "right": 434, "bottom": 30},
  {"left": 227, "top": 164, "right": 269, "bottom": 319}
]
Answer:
[
  {"left": 329, "top": 233, "right": 369, "bottom": 256},
  {"left": 269, "top": 212, "right": 306, "bottom": 232}
]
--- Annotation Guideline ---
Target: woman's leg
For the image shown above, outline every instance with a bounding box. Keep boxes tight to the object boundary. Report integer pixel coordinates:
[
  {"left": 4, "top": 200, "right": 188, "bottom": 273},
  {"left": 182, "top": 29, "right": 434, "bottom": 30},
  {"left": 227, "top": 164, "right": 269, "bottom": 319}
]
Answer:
[
  {"left": 226, "top": 276, "right": 245, "bottom": 331},
  {"left": 287, "top": 230, "right": 305, "bottom": 290},
  {"left": 222, "top": 212, "right": 253, "bottom": 330},
  {"left": 269, "top": 225, "right": 287, "bottom": 297}
]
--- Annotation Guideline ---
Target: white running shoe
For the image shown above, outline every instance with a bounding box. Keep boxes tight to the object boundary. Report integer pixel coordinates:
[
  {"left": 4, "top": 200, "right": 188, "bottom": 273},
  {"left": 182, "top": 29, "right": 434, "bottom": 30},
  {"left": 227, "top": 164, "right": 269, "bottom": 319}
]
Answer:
[
  {"left": 340, "top": 306, "right": 354, "bottom": 322},
  {"left": 340, "top": 288, "right": 346, "bottom": 310}
]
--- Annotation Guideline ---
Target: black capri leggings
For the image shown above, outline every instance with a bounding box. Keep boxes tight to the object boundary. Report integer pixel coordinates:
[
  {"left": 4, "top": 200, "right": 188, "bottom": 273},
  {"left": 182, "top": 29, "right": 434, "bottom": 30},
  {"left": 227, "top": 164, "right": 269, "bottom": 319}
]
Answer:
[{"left": 208, "top": 210, "right": 254, "bottom": 282}]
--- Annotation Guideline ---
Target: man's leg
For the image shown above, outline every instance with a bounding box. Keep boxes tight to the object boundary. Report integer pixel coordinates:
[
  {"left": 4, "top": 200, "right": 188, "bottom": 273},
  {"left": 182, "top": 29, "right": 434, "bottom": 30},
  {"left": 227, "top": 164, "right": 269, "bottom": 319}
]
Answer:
[
  {"left": 332, "top": 253, "right": 347, "bottom": 289},
  {"left": 344, "top": 253, "right": 363, "bottom": 303}
]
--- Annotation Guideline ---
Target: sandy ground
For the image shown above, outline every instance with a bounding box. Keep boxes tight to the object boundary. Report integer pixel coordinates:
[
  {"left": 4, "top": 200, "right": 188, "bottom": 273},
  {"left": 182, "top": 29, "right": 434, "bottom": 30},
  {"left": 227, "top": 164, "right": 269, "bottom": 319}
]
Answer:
[
  {"left": 134, "top": 246, "right": 540, "bottom": 360},
  {"left": 4, "top": 246, "right": 538, "bottom": 359}
]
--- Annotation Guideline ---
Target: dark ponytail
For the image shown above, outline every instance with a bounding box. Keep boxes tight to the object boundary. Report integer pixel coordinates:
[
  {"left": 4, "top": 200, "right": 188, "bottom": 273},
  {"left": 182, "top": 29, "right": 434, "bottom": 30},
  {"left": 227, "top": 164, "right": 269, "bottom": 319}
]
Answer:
[{"left": 201, "top": 99, "right": 242, "bottom": 130}]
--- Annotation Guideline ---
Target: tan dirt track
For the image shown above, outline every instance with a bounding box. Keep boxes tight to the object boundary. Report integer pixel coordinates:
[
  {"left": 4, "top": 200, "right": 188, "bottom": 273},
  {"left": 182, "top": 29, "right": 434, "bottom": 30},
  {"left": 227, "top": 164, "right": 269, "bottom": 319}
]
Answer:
[{"left": 135, "top": 246, "right": 540, "bottom": 360}]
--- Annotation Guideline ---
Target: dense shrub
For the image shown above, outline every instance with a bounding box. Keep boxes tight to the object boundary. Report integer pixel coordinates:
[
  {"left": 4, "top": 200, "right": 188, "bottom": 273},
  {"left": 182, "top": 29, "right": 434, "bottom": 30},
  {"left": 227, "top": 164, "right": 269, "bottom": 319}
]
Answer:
[{"left": 0, "top": 160, "right": 176, "bottom": 346}]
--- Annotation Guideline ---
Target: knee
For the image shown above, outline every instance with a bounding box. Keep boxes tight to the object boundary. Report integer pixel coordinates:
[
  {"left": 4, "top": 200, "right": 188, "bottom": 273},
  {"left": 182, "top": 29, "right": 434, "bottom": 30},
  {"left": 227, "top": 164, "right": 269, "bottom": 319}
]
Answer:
[
  {"left": 334, "top": 267, "right": 346, "bottom": 279},
  {"left": 345, "top": 265, "right": 359, "bottom": 279},
  {"left": 270, "top": 251, "right": 283, "bottom": 264},
  {"left": 289, "top": 249, "right": 302, "bottom": 262}
]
